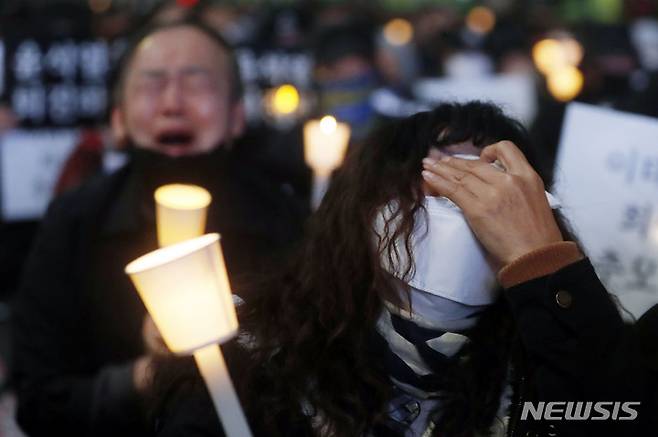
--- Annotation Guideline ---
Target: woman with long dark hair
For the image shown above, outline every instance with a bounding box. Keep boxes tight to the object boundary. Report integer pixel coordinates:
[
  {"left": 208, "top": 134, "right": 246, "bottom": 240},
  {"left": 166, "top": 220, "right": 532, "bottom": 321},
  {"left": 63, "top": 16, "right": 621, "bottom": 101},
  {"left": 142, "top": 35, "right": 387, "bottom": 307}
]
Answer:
[{"left": 153, "top": 101, "right": 640, "bottom": 437}]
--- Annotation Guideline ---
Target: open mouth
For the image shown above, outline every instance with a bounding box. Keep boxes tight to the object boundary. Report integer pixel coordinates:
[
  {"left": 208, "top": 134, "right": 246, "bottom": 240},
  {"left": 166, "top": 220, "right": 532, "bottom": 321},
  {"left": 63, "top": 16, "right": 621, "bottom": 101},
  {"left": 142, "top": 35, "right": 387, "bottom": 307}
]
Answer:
[
  {"left": 157, "top": 131, "right": 194, "bottom": 147},
  {"left": 156, "top": 131, "right": 194, "bottom": 155}
]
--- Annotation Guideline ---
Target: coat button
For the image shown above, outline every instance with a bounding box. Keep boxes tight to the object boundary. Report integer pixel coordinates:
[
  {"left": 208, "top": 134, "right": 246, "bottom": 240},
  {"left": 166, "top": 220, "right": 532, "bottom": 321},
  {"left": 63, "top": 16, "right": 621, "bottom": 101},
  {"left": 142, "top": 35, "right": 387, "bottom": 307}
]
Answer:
[{"left": 555, "top": 289, "right": 573, "bottom": 308}]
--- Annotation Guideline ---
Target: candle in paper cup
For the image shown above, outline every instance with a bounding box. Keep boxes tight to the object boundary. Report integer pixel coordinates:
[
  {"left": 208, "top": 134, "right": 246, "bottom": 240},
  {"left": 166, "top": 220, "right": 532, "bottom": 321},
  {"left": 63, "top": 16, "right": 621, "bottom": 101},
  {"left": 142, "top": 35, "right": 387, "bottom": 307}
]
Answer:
[
  {"left": 303, "top": 115, "right": 350, "bottom": 178},
  {"left": 125, "top": 233, "right": 253, "bottom": 437},
  {"left": 125, "top": 233, "right": 236, "bottom": 354},
  {"left": 154, "top": 184, "right": 212, "bottom": 247}
]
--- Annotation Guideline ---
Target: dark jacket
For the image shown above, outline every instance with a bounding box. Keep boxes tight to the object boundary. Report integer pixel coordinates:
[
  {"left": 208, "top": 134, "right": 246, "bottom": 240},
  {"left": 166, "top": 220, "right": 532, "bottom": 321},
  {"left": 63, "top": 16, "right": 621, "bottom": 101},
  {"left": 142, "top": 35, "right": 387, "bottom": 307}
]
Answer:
[
  {"left": 153, "top": 259, "right": 656, "bottom": 437},
  {"left": 11, "top": 150, "right": 308, "bottom": 437},
  {"left": 503, "top": 258, "right": 654, "bottom": 437}
]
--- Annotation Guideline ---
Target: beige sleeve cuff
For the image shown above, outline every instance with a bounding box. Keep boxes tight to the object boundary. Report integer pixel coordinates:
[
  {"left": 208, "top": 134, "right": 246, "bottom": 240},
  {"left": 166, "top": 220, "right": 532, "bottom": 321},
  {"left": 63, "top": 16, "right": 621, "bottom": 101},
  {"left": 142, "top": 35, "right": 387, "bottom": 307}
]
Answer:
[{"left": 497, "top": 241, "right": 585, "bottom": 289}]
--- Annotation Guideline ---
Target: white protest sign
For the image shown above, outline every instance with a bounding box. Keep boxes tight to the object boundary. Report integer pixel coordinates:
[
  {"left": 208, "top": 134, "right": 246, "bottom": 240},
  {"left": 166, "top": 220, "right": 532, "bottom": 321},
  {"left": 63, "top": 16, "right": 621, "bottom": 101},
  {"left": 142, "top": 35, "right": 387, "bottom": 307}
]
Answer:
[
  {"left": 412, "top": 73, "right": 537, "bottom": 126},
  {"left": 1, "top": 129, "right": 79, "bottom": 221},
  {"left": 554, "top": 103, "right": 658, "bottom": 319}
]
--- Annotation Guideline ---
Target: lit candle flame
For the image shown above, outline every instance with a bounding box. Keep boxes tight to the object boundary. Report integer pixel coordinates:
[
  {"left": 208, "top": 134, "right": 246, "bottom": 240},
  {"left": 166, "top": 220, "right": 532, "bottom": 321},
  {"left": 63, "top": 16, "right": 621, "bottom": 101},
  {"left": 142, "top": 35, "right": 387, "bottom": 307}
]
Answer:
[
  {"left": 155, "top": 184, "right": 211, "bottom": 210},
  {"left": 319, "top": 115, "right": 337, "bottom": 135}
]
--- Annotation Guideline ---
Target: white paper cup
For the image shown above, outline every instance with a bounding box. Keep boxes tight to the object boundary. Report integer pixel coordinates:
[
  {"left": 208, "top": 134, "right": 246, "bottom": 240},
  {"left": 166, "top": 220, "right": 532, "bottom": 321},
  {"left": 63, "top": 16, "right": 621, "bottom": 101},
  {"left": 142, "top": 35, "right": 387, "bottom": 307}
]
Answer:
[
  {"left": 154, "top": 184, "right": 212, "bottom": 247},
  {"left": 125, "top": 233, "right": 237, "bottom": 354},
  {"left": 303, "top": 116, "right": 350, "bottom": 178}
]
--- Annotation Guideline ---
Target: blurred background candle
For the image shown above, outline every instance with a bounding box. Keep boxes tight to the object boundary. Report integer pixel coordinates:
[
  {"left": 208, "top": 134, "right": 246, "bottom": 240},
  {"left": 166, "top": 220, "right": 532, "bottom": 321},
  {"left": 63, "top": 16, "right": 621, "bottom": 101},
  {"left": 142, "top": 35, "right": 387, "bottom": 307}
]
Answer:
[
  {"left": 154, "top": 184, "right": 212, "bottom": 247},
  {"left": 532, "top": 35, "right": 585, "bottom": 102},
  {"left": 303, "top": 115, "right": 350, "bottom": 209},
  {"left": 125, "top": 233, "right": 252, "bottom": 437}
]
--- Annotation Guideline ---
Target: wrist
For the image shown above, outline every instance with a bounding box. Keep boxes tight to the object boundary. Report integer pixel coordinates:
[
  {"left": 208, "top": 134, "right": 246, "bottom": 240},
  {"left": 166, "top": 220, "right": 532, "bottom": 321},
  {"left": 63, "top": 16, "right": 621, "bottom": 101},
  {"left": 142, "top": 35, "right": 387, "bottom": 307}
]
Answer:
[{"left": 498, "top": 241, "right": 584, "bottom": 288}]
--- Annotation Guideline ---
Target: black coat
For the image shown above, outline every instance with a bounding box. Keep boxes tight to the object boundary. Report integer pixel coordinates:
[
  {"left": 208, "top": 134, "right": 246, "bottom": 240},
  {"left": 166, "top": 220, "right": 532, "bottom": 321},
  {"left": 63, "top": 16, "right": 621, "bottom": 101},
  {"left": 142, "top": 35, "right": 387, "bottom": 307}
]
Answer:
[
  {"left": 503, "top": 259, "right": 655, "bottom": 437},
  {"left": 11, "top": 151, "right": 308, "bottom": 437},
  {"left": 153, "top": 259, "right": 657, "bottom": 437}
]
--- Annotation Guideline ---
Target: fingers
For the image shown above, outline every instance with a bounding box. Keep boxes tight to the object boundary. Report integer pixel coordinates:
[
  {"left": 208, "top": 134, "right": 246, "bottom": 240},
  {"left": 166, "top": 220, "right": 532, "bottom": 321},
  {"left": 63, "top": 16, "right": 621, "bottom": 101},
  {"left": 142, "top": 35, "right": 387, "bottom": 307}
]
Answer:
[
  {"left": 146, "top": 334, "right": 168, "bottom": 355},
  {"left": 423, "top": 158, "right": 490, "bottom": 194},
  {"left": 133, "top": 356, "right": 154, "bottom": 394},
  {"left": 422, "top": 157, "right": 501, "bottom": 202},
  {"left": 426, "top": 155, "right": 505, "bottom": 184},
  {"left": 422, "top": 143, "right": 543, "bottom": 214},
  {"left": 427, "top": 147, "right": 444, "bottom": 161},
  {"left": 421, "top": 166, "right": 478, "bottom": 207},
  {"left": 143, "top": 315, "right": 169, "bottom": 355},
  {"left": 480, "top": 141, "right": 531, "bottom": 175}
]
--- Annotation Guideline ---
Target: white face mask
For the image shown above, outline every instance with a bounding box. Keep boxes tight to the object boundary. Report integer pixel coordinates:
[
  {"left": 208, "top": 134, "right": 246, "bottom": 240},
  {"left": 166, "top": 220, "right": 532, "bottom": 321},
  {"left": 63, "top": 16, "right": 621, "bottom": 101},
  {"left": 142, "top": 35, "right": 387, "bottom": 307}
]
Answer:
[
  {"left": 375, "top": 196, "right": 498, "bottom": 305},
  {"left": 374, "top": 155, "right": 560, "bottom": 306}
]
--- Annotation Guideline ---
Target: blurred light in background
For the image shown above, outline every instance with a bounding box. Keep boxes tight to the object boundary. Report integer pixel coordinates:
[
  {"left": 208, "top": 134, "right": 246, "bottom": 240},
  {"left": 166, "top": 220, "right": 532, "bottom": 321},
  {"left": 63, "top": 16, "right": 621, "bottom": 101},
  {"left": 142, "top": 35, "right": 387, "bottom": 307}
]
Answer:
[
  {"left": 532, "top": 37, "right": 584, "bottom": 74},
  {"left": 466, "top": 6, "right": 496, "bottom": 35},
  {"left": 532, "top": 39, "right": 567, "bottom": 74},
  {"left": 262, "top": 84, "right": 309, "bottom": 129},
  {"left": 319, "top": 115, "right": 337, "bottom": 135},
  {"left": 88, "top": 0, "right": 112, "bottom": 14},
  {"left": 546, "top": 65, "right": 584, "bottom": 101},
  {"left": 561, "top": 38, "right": 584, "bottom": 66},
  {"left": 383, "top": 18, "right": 413, "bottom": 46},
  {"left": 533, "top": 34, "right": 585, "bottom": 102},
  {"left": 270, "top": 84, "right": 300, "bottom": 115}
]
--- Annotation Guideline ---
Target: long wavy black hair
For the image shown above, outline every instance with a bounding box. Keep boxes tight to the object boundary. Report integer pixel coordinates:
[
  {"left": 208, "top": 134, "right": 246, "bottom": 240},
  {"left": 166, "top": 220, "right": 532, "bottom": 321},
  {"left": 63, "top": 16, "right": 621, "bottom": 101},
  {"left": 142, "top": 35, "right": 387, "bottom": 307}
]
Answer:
[{"left": 153, "top": 101, "right": 562, "bottom": 436}]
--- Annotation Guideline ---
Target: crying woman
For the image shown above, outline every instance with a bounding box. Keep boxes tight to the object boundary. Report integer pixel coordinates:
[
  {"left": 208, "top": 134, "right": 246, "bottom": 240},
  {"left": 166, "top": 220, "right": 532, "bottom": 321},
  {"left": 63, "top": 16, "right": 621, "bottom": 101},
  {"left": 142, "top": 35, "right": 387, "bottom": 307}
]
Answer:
[{"left": 152, "top": 101, "right": 635, "bottom": 437}]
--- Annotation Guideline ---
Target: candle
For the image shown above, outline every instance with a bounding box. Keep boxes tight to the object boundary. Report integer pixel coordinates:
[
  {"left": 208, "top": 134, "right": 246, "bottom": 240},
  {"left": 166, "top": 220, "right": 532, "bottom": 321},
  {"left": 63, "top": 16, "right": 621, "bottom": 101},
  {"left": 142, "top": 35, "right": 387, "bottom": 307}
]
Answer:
[
  {"left": 304, "top": 115, "right": 350, "bottom": 178},
  {"left": 125, "top": 234, "right": 252, "bottom": 437},
  {"left": 154, "top": 184, "right": 212, "bottom": 247},
  {"left": 303, "top": 116, "right": 351, "bottom": 208}
]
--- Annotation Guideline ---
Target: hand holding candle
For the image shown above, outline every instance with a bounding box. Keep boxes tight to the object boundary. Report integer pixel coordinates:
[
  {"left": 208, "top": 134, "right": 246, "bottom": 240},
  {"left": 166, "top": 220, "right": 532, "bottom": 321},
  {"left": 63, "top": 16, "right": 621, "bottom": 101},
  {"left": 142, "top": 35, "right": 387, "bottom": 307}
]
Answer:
[{"left": 125, "top": 234, "right": 252, "bottom": 437}]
